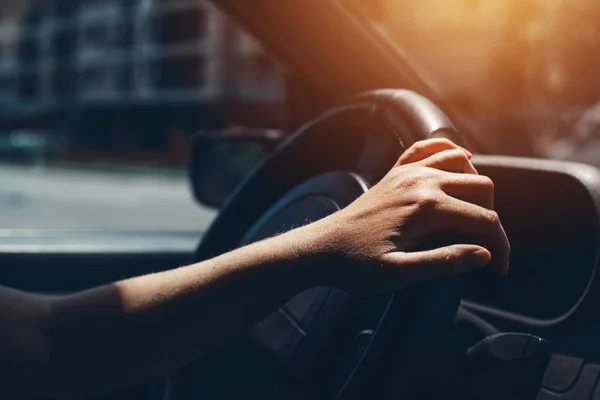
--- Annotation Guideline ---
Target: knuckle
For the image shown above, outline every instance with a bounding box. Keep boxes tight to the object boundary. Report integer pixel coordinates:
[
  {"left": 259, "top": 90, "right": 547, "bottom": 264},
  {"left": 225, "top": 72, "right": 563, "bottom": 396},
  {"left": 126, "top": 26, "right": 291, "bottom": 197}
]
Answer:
[
  {"left": 437, "top": 137, "right": 454, "bottom": 146},
  {"left": 410, "top": 138, "right": 439, "bottom": 153},
  {"left": 414, "top": 189, "right": 442, "bottom": 210},
  {"left": 412, "top": 139, "right": 429, "bottom": 150},
  {"left": 444, "top": 148, "right": 469, "bottom": 161},
  {"left": 432, "top": 149, "right": 469, "bottom": 167},
  {"left": 429, "top": 137, "right": 453, "bottom": 147},
  {"left": 413, "top": 164, "right": 435, "bottom": 176},
  {"left": 478, "top": 175, "right": 495, "bottom": 191},
  {"left": 486, "top": 210, "right": 500, "bottom": 225}
]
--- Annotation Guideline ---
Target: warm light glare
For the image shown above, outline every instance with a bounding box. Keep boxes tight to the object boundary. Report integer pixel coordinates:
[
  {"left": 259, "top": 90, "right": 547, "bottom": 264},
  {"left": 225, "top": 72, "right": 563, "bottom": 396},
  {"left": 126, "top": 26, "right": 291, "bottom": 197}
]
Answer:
[{"left": 351, "top": 0, "right": 600, "bottom": 155}]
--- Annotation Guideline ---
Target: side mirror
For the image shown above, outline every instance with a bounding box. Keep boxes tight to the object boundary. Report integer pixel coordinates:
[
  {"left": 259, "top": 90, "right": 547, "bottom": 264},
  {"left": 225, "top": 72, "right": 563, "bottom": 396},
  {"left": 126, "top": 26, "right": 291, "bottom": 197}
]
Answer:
[{"left": 189, "top": 129, "right": 285, "bottom": 209}]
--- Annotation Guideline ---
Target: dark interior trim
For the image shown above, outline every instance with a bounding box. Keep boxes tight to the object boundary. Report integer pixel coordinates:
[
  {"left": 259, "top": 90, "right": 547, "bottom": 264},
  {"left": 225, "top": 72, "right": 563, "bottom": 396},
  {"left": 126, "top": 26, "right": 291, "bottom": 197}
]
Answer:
[{"left": 468, "top": 155, "right": 600, "bottom": 333}]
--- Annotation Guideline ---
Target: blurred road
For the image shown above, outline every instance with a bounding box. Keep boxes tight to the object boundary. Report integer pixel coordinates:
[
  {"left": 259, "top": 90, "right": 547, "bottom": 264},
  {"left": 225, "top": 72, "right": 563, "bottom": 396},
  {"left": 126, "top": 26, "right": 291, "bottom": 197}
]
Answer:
[
  {"left": 4, "top": 147, "right": 599, "bottom": 232},
  {"left": 0, "top": 165, "right": 217, "bottom": 231}
]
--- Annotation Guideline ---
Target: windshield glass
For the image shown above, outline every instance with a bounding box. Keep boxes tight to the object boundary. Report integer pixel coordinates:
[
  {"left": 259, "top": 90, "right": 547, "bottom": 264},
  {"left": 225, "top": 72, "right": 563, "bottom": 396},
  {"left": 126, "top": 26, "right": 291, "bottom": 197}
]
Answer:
[
  {"left": 0, "top": 0, "right": 286, "bottom": 231},
  {"left": 350, "top": 0, "right": 600, "bottom": 163}
]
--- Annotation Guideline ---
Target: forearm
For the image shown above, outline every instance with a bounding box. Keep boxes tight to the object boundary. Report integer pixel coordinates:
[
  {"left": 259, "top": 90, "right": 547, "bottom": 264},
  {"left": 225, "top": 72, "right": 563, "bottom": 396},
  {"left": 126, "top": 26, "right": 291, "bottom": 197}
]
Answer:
[
  {"left": 0, "top": 138, "right": 509, "bottom": 399},
  {"left": 41, "top": 222, "right": 332, "bottom": 397}
]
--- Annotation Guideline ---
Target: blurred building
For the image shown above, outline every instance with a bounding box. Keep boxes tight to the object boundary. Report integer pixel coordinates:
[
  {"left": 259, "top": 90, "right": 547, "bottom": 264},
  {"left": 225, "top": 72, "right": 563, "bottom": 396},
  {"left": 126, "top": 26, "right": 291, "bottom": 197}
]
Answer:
[{"left": 0, "top": 0, "right": 286, "bottom": 152}]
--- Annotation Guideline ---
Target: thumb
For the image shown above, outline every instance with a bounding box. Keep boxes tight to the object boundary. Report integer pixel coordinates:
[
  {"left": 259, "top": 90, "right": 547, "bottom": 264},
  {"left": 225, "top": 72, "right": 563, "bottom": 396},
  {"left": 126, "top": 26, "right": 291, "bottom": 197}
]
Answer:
[{"left": 383, "top": 245, "right": 492, "bottom": 286}]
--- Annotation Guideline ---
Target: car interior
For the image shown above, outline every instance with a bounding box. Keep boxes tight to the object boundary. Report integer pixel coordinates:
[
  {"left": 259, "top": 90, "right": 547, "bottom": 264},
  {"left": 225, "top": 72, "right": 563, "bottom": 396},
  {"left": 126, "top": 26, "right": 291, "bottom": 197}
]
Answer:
[{"left": 2, "top": 1, "right": 600, "bottom": 400}]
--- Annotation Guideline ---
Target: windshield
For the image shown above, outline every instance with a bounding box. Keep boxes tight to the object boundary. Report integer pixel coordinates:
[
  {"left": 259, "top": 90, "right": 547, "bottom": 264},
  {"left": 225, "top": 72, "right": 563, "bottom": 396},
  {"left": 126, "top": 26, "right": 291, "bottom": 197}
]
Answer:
[
  {"left": 0, "top": 0, "right": 286, "bottom": 231},
  {"left": 5, "top": 1, "right": 600, "bottom": 231},
  {"left": 351, "top": 0, "right": 600, "bottom": 163}
]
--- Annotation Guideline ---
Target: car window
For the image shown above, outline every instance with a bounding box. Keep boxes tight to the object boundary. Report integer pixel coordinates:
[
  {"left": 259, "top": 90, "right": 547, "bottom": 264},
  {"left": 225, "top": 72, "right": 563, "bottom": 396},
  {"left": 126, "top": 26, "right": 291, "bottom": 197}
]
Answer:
[
  {"left": 0, "top": 0, "right": 287, "bottom": 231},
  {"left": 349, "top": 0, "right": 600, "bottom": 164}
]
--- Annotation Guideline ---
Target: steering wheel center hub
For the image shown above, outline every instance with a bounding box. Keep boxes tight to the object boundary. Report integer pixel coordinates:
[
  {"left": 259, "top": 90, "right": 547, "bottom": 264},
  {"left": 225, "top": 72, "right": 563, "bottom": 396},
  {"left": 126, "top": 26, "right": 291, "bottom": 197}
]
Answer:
[{"left": 239, "top": 172, "right": 369, "bottom": 375}]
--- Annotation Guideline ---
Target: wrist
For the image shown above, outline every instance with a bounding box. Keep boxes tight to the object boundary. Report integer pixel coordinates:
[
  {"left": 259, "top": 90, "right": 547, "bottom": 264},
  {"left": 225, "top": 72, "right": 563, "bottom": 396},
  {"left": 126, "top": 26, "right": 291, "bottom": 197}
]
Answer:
[{"left": 281, "top": 215, "right": 348, "bottom": 288}]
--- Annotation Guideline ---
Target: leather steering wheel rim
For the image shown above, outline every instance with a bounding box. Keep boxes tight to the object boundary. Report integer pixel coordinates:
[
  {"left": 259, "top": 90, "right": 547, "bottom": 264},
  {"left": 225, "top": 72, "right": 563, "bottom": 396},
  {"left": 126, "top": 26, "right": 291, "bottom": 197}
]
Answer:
[
  {"left": 194, "top": 90, "right": 462, "bottom": 258},
  {"left": 186, "top": 89, "right": 467, "bottom": 399}
]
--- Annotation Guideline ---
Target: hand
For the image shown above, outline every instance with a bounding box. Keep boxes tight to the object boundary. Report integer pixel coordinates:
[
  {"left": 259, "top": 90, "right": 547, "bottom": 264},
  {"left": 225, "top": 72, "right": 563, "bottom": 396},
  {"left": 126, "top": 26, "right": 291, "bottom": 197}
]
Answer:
[{"left": 316, "top": 138, "right": 510, "bottom": 293}]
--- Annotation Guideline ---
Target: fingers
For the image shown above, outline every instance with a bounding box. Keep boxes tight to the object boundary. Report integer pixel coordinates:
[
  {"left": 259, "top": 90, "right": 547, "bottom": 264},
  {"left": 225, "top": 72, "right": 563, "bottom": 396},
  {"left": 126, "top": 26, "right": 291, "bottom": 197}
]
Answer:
[
  {"left": 396, "top": 138, "right": 472, "bottom": 167},
  {"left": 415, "top": 149, "right": 479, "bottom": 175},
  {"left": 390, "top": 138, "right": 508, "bottom": 277},
  {"left": 438, "top": 172, "right": 494, "bottom": 209},
  {"left": 382, "top": 245, "right": 491, "bottom": 285},
  {"left": 428, "top": 195, "right": 510, "bottom": 276}
]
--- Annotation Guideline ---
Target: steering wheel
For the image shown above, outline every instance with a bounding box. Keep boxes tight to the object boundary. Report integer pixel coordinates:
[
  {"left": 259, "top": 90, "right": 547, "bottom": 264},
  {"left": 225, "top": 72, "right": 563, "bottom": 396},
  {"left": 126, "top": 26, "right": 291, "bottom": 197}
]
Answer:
[{"left": 182, "top": 90, "right": 467, "bottom": 399}]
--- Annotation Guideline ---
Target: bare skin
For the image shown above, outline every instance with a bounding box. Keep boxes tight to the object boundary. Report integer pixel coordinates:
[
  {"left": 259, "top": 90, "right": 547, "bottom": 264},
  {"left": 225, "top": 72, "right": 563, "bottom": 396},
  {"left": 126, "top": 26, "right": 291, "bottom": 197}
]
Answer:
[{"left": 0, "top": 138, "right": 509, "bottom": 398}]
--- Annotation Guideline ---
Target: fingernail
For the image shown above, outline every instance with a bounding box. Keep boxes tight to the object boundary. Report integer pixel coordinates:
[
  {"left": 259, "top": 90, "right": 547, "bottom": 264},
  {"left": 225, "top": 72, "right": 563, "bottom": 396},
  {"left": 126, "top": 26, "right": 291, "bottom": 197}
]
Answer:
[{"left": 462, "top": 148, "right": 473, "bottom": 158}]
